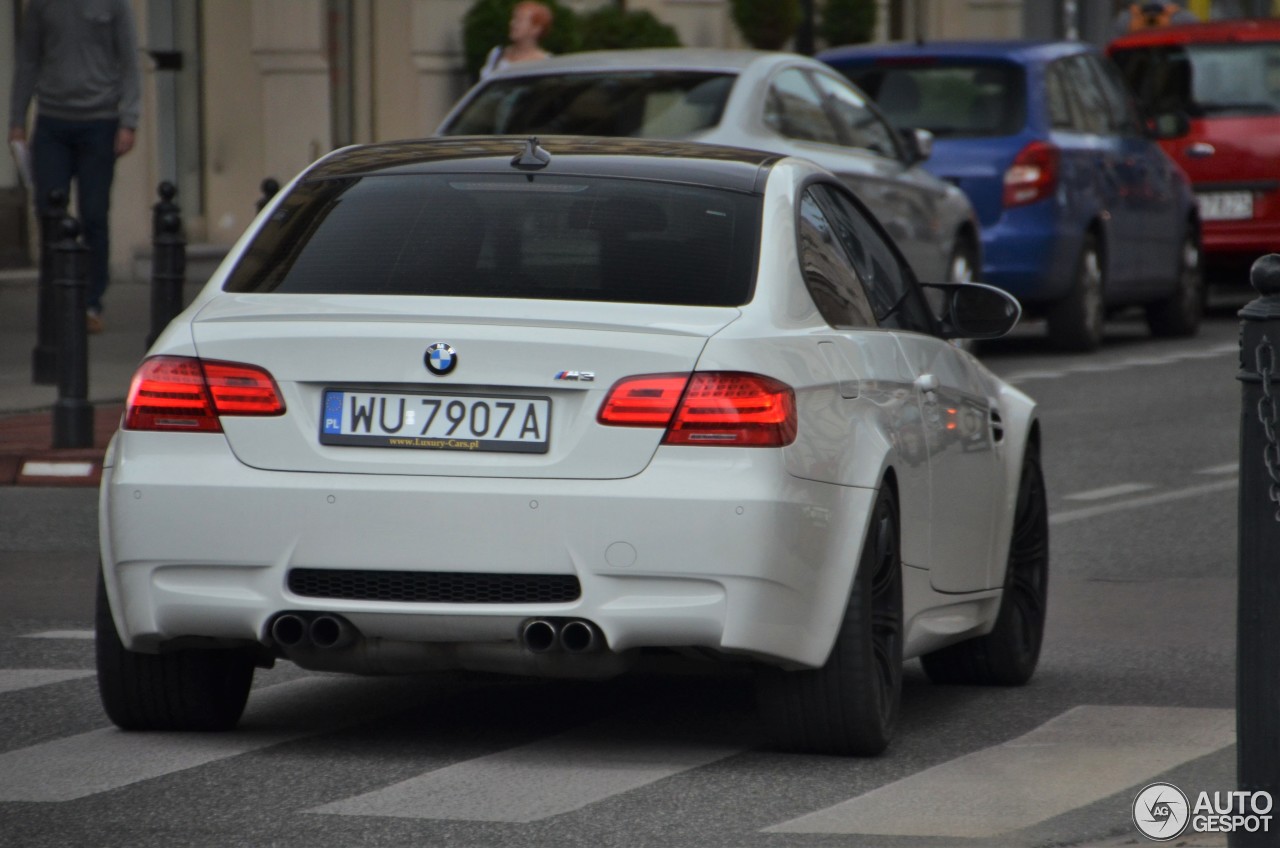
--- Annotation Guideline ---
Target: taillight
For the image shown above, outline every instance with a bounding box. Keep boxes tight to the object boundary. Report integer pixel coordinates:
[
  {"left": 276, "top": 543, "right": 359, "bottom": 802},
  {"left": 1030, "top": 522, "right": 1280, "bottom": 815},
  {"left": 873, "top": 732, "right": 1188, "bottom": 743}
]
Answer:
[
  {"left": 1003, "top": 141, "right": 1059, "bottom": 208},
  {"left": 598, "top": 372, "right": 797, "bottom": 447},
  {"left": 124, "top": 356, "right": 285, "bottom": 432}
]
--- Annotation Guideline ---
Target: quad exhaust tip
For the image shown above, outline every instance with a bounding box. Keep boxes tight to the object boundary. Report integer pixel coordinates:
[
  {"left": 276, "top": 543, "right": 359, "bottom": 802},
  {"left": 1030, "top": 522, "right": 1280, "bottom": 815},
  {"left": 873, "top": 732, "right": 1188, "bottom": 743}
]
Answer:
[
  {"left": 270, "top": 612, "right": 358, "bottom": 650},
  {"left": 521, "top": 618, "right": 603, "bottom": 654},
  {"left": 270, "top": 613, "right": 308, "bottom": 648}
]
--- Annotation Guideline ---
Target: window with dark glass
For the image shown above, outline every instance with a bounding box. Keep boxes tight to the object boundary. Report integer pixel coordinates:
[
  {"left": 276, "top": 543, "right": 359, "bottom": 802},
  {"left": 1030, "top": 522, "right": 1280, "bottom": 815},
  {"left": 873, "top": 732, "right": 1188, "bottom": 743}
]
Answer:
[
  {"left": 1045, "top": 62, "right": 1076, "bottom": 130},
  {"left": 808, "top": 72, "right": 899, "bottom": 157},
  {"left": 797, "top": 188, "right": 876, "bottom": 328},
  {"left": 812, "top": 184, "right": 932, "bottom": 333},
  {"left": 1062, "top": 56, "right": 1110, "bottom": 135},
  {"left": 224, "top": 174, "right": 760, "bottom": 307},
  {"left": 764, "top": 69, "right": 842, "bottom": 145},
  {"left": 440, "top": 72, "right": 735, "bottom": 138},
  {"left": 845, "top": 61, "right": 1026, "bottom": 139}
]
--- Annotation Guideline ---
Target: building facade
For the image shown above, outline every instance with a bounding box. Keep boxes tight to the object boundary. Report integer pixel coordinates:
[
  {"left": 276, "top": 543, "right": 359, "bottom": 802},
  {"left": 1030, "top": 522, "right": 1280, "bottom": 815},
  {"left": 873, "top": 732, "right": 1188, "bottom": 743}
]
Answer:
[{"left": 1, "top": 0, "right": 1275, "bottom": 279}]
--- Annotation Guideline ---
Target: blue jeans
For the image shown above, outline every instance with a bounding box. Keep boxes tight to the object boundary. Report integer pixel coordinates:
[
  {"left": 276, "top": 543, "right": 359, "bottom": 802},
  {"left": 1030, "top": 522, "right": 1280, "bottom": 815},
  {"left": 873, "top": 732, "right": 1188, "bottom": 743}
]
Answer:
[{"left": 32, "top": 115, "right": 120, "bottom": 312}]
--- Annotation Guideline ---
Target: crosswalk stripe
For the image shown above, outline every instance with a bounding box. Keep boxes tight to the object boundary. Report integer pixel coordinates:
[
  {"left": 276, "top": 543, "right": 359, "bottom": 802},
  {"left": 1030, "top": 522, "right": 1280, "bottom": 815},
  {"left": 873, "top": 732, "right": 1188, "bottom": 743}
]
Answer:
[
  {"left": 765, "top": 705, "right": 1235, "bottom": 838},
  {"left": 1064, "top": 482, "right": 1155, "bottom": 501},
  {"left": 309, "top": 715, "right": 744, "bottom": 822},
  {"left": 0, "top": 676, "right": 420, "bottom": 803},
  {"left": 21, "top": 630, "right": 94, "bottom": 640},
  {"left": 0, "top": 669, "right": 94, "bottom": 695}
]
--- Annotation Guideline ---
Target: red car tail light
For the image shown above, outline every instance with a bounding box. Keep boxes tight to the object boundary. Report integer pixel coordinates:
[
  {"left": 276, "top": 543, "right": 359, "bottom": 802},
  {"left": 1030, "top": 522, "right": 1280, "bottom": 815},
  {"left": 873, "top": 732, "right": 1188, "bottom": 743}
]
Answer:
[
  {"left": 125, "top": 356, "right": 285, "bottom": 432},
  {"left": 599, "top": 371, "right": 797, "bottom": 447},
  {"left": 1003, "top": 140, "right": 1060, "bottom": 208}
]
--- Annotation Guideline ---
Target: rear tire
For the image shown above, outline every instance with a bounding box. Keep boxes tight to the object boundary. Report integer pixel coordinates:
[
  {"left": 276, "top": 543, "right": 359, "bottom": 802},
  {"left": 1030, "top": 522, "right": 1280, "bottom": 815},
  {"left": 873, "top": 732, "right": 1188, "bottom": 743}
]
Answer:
[
  {"left": 920, "top": 446, "right": 1048, "bottom": 686},
  {"left": 1047, "top": 234, "right": 1104, "bottom": 352},
  {"left": 95, "top": 569, "right": 254, "bottom": 731},
  {"left": 1146, "top": 231, "right": 1203, "bottom": 338},
  {"left": 756, "top": 486, "right": 902, "bottom": 756}
]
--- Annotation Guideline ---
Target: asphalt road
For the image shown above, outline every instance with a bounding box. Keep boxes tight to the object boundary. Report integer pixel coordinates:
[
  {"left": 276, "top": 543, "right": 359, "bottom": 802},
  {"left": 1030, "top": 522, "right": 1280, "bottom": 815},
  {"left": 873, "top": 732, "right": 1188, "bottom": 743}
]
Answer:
[{"left": 0, "top": 298, "right": 1249, "bottom": 848}]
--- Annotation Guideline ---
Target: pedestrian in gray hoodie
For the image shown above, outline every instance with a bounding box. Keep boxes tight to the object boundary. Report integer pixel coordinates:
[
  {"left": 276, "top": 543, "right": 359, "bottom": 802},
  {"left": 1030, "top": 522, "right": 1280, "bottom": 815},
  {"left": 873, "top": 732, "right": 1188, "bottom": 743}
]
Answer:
[{"left": 9, "top": 0, "right": 142, "bottom": 333}]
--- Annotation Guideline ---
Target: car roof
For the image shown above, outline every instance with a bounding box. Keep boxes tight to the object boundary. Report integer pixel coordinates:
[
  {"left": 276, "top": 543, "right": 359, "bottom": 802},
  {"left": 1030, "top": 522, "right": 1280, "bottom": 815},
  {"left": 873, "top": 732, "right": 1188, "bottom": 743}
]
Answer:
[
  {"left": 1108, "top": 17, "right": 1280, "bottom": 49},
  {"left": 305, "top": 135, "right": 781, "bottom": 194},
  {"left": 818, "top": 39, "right": 1097, "bottom": 65},
  {"left": 481, "top": 47, "right": 815, "bottom": 77}
]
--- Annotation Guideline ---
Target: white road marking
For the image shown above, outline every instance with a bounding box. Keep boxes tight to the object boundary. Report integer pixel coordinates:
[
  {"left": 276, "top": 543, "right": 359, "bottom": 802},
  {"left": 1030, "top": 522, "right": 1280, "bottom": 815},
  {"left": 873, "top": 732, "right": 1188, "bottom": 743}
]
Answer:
[
  {"left": 1063, "top": 482, "right": 1155, "bottom": 501},
  {"left": 21, "top": 630, "right": 94, "bottom": 640},
  {"left": 1004, "top": 370, "right": 1065, "bottom": 384},
  {"left": 0, "top": 676, "right": 414, "bottom": 802},
  {"left": 1001, "top": 342, "right": 1235, "bottom": 385},
  {"left": 0, "top": 669, "right": 94, "bottom": 695},
  {"left": 309, "top": 716, "right": 744, "bottom": 822},
  {"left": 19, "top": 461, "right": 94, "bottom": 477},
  {"left": 765, "top": 705, "right": 1235, "bottom": 838},
  {"left": 1051, "top": 479, "right": 1236, "bottom": 525},
  {"left": 1196, "top": 462, "right": 1238, "bottom": 476}
]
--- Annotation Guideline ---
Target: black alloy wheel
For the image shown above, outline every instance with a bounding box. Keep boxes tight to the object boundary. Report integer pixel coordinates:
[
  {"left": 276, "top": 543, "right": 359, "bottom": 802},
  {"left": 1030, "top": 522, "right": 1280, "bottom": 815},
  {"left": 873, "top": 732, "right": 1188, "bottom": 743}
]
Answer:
[
  {"left": 1048, "top": 233, "right": 1105, "bottom": 352},
  {"left": 95, "top": 568, "right": 256, "bottom": 731},
  {"left": 1146, "top": 230, "right": 1204, "bottom": 338},
  {"left": 921, "top": 446, "right": 1049, "bottom": 685},
  {"left": 756, "top": 485, "right": 903, "bottom": 756}
]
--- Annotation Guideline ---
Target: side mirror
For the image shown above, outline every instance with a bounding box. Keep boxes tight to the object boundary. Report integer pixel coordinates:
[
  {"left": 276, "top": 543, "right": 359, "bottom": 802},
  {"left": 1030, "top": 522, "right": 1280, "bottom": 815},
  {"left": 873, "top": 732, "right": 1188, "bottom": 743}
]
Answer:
[
  {"left": 897, "top": 127, "right": 934, "bottom": 165},
  {"left": 921, "top": 282, "right": 1022, "bottom": 340}
]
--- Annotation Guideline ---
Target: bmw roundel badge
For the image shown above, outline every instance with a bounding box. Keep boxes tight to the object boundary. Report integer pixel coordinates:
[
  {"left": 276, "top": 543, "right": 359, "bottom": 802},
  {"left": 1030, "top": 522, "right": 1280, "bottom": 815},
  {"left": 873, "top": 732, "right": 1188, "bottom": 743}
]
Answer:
[{"left": 425, "top": 343, "right": 457, "bottom": 376}]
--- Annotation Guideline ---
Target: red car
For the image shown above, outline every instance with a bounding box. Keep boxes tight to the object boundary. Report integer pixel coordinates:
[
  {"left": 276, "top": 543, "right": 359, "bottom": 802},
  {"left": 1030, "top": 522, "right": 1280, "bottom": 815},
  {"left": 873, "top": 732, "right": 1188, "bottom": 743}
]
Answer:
[{"left": 1110, "top": 20, "right": 1280, "bottom": 283}]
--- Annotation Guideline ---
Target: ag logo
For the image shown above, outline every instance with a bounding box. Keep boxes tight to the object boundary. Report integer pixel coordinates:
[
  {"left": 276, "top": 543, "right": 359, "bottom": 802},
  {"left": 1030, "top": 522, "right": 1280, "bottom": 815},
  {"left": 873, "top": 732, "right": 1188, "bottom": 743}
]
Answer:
[{"left": 1133, "top": 782, "right": 1190, "bottom": 841}]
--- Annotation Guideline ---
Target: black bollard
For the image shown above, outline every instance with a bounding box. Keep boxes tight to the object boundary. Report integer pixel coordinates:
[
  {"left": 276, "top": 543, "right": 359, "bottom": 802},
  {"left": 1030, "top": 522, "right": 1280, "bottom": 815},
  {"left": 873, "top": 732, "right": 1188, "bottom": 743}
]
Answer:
[
  {"left": 52, "top": 215, "right": 93, "bottom": 449},
  {"left": 31, "top": 188, "right": 69, "bottom": 385},
  {"left": 257, "top": 177, "right": 280, "bottom": 213},
  {"left": 1233, "top": 253, "right": 1280, "bottom": 847},
  {"left": 147, "top": 182, "right": 186, "bottom": 348}
]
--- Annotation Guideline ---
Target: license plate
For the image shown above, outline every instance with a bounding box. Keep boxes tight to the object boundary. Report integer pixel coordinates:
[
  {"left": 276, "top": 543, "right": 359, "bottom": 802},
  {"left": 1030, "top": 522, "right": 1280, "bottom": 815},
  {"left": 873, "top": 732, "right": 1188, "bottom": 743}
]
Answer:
[
  {"left": 1197, "top": 191, "right": 1253, "bottom": 221},
  {"left": 320, "top": 390, "right": 551, "bottom": 453}
]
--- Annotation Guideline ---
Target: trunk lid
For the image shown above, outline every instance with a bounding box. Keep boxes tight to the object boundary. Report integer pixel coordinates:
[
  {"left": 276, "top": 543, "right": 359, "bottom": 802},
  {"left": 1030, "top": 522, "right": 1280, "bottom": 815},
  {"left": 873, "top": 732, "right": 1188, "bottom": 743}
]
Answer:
[{"left": 190, "top": 295, "right": 740, "bottom": 479}]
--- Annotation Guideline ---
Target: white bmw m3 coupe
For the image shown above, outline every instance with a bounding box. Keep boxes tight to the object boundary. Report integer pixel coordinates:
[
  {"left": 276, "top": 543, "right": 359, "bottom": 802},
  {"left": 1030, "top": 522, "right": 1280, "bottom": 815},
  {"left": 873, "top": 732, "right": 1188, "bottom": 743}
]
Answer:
[{"left": 97, "top": 136, "right": 1046, "bottom": 756}]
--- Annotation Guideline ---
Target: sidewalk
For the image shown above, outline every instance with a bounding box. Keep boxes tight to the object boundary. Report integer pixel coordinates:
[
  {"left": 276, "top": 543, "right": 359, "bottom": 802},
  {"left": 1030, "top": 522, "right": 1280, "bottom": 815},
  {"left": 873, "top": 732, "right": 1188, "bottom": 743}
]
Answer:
[{"left": 0, "top": 269, "right": 164, "bottom": 486}]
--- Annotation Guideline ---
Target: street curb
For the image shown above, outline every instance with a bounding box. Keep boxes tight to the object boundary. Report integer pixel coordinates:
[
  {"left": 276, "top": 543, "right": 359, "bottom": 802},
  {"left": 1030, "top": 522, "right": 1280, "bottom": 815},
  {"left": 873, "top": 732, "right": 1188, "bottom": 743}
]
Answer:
[{"left": 0, "top": 403, "right": 121, "bottom": 487}]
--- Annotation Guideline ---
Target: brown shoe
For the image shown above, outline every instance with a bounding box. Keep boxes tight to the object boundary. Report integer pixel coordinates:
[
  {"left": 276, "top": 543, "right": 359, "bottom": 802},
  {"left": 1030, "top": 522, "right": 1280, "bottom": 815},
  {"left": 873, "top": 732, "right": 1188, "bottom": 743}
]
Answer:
[{"left": 86, "top": 312, "right": 104, "bottom": 334}]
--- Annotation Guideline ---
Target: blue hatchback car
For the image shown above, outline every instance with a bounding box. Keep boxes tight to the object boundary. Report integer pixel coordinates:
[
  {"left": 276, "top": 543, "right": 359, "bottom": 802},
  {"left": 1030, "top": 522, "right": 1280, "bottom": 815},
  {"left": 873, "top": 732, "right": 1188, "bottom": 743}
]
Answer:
[{"left": 819, "top": 40, "right": 1202, "bottom": 351}]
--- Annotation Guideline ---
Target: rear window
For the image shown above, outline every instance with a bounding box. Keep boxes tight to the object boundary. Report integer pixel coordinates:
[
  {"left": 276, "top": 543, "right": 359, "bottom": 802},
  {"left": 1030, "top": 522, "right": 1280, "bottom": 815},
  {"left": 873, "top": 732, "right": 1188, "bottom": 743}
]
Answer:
[
  {"left": 440, "top": 72, "right": 735, "bottom": 138},
  {"left": 1113, "top": 42, "right": 1280, "bottom": 118},
  {"left": 842, "top": 61, "right": 1026, "bottom": 137},
  {"left": 224, "top": 173, "right": 760, "bottom": 307}
]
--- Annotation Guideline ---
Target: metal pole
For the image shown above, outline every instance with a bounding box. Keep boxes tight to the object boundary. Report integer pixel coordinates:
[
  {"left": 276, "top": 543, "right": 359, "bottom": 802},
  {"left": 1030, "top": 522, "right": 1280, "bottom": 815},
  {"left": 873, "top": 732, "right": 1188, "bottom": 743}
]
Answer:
[
  {"left": 257, "top": 177, "right": 280, "bottom": 213},
  {"left": 147, "top": 181, "right": 186, "bottom": 349},
  {"left": 52, "top": 215, "right": 93, "bottom": 449},
  {"left": 31, "top": 188, "right": 68, "bottom": 385},
  {"left": 1233, "top": 253, "right": 1280, "bottom": 847},
  {"left": 796, "top": 0, "right": 816, "bottom": 55}
]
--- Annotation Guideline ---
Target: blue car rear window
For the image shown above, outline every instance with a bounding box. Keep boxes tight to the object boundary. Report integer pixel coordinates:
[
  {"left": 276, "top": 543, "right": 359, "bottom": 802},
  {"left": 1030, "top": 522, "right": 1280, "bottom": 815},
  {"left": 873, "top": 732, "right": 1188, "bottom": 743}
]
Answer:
[
  {"left": 223, "top": 173, "right": 760, "bottom": 307},
  {"left": 841, "top": 61, "right": 1026, "bottom": 138}
]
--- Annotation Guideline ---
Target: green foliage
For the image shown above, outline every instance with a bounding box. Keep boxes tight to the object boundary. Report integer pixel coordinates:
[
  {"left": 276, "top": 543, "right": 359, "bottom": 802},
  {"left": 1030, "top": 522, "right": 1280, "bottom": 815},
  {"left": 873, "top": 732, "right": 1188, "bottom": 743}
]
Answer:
[
  {"left": 461, "top": 0, "right": 580, "bottom": 79},
  {"left": 579, "top": 7, "right": 682, "bottom": 51},
  {"left": 820, "top": 0, "right": 877, "bottom": 47},
  {"left": 730, "top": 0, "right": 801, "bottom": 51}
]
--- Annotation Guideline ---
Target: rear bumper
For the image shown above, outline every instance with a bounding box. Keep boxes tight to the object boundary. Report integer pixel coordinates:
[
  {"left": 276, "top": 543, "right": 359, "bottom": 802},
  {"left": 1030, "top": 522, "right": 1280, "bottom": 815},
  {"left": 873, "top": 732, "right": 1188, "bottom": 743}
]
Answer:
[
  {"left": 1202, "top": 219, "right": 1280, "bottom": 269},
  {"left": 99, "top": 431, "right": 876, "bottom": 671}
]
